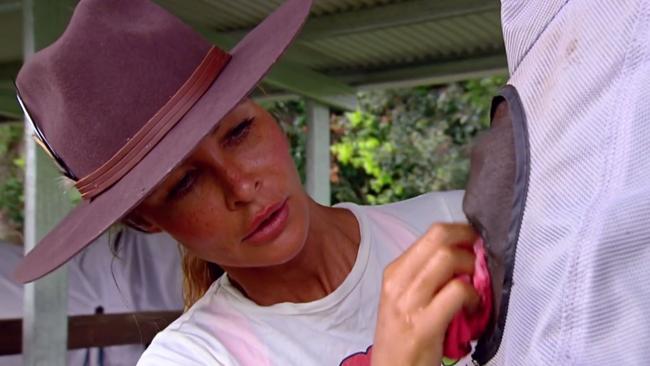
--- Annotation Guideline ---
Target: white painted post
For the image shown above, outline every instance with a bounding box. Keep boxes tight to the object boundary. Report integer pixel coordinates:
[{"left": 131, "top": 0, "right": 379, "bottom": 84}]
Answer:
[
  {"left": 305, "top": 100, "right": 331, "bottom": 206},
  {"left": 22, "top": 1, "right": 75, "bottom": 365}
]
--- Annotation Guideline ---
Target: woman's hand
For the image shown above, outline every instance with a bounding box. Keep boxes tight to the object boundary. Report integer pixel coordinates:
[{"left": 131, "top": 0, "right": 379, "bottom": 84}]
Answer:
[{"left": 372, "top": 223, "right": 480, "bottom": 366}]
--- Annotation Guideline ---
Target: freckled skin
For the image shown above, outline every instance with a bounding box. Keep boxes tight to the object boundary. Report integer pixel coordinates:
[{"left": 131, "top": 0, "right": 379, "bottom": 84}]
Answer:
[{"left": 135, "top": 100, "right": 312, "bottom": 269}]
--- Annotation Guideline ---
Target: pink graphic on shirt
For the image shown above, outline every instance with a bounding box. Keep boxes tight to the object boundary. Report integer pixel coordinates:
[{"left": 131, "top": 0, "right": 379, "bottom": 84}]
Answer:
[{"left": 340, "top": 346, "right": 373, "bottom": 366}]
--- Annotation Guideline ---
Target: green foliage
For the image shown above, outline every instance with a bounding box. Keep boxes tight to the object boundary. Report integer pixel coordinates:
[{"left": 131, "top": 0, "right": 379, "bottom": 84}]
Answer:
[
  {"left": 330, "top": 109, "right": 396, "bottom": 204},
  {"left": 330, "top": 76, "right": 506, "bottom": 204},
  {"left": 0, "top": 123, "right": 22, "bottom": 155},
  {"left": 0, "top": 175, "right": 23, "bottom": 227},
  {"left": 0, "top": 123, "right": 24, "bottom": 232},
  {"left": 0, "top": 122, "right": 84, "bottom": 236}
]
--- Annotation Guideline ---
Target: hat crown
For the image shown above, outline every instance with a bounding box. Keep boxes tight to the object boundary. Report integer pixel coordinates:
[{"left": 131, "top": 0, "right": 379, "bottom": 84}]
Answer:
[{"left": 17, "top": 0, "right": 212, "bottom": 178}]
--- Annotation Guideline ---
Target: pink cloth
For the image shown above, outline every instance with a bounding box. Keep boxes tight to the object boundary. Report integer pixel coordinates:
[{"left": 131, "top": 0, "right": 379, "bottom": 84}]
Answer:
[{"left": 443, "top": 238, "right": 493, "bottom": 359}]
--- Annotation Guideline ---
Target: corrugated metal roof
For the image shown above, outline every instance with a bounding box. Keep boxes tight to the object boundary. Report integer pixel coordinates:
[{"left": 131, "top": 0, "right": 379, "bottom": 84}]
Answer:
[
  {"left": 302, "top": 10, "right": 502, "bottom": 71},
  {"left": 159, "top": 0, "right": 285, "bottom": 30},
  {"left": 0, "top": 0, "right": 506, "bottom": 115},
  {"left": 154, "top": 0, "right": 505, "bottom": 85},
  {"left": 160, "top": 0, "right": 406, "bottom": 29},
  {"left": 158, "top": 0, "right": 506, "bottom": 108}
]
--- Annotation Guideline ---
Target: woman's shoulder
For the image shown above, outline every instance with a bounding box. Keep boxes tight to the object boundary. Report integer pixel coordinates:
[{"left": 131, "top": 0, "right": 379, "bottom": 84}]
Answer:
[
  {"left": 138, "top": 325, "right": 231, "bottom": 365},
  {"left": 364, "top": 190, "right": 466, "bottom": 235},
  {"left": 377, "top": 190, "right": 465, "bottom": 217},
  {"left": 137, "top": 280, "right": 235, "bottom": 365}
]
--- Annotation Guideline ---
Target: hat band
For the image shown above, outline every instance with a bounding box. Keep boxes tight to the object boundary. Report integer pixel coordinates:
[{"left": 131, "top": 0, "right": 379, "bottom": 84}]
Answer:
[{"left": 75, "top": 46, "right": 232, "bottom": 199}]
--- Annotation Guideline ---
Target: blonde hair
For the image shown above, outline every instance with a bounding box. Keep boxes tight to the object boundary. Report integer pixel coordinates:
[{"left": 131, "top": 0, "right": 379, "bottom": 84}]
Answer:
[{"left": 181, "top": 248, "right": 223, "bottom": 310}]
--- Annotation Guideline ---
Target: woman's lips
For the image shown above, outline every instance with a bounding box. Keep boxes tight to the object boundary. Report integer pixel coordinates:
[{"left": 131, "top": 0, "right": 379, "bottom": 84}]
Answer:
[{"left": 243, "top": 199, "right": 289, "bottom": 245}]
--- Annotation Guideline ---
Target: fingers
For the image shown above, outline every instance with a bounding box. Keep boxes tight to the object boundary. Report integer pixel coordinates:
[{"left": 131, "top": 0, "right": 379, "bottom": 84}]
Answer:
[
  {"left": 372, "top": 223, "right": 481, "bottom": 366},
  {"left": 390, "top": 223, "right": 478, "bottom": 283},
  {"left": 407, "top": 246, "right": 476, "bottom": 307},
  {"left": 424, "top": 278, "right": 481, "bottom": 334},
  {"left": 414, "top": 223, "right": 478, "bottom": 256}
]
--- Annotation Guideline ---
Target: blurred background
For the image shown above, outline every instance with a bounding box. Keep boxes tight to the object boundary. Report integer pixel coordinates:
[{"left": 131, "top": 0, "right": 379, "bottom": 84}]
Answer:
[{"left": 0, "top": 0, "right": 506, "bottom": 364}]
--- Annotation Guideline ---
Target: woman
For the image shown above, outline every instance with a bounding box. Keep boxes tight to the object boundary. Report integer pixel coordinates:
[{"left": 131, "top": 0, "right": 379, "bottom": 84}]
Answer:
[{"left": 14, "top": 0, "right": 485, "bottom": 364}]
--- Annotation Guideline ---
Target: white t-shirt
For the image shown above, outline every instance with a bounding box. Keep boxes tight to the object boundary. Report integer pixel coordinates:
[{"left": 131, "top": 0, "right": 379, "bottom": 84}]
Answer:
[{"left": 139, "top": 191, "right": 473, "bottom": 366}]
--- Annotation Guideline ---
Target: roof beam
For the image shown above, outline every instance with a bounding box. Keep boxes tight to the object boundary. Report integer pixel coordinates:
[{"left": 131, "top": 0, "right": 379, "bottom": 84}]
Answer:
[
  {"left": 222, "top": 0, "right": 500, "bottom": 41},
  {"left": 336, "top": 52, "right": 508, "bottom": 89},
  {"left": 199, "top": 29, "right": 357, "bottom": 111},
  {"left": 0, "top": 63, "right": 22, "bottom": 119},
  {"left": 0, "top": 87, "right": 20, "bottom": 120},
  {"left": 0, "top": 2, "right": 20, "bottom": 13},
  {"left": 0, "top": 61, "right": 21, "bottom": 80}
]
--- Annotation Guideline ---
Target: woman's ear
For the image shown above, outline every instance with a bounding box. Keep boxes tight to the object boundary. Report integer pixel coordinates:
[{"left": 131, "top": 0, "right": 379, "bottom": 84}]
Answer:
[{"left": 122, "top": 212, "right": 162, "bottom": 234}]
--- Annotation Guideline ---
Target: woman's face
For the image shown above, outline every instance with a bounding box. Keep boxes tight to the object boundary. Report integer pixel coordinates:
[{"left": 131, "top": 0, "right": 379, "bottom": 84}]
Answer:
[{"left": 135, "top": 99, "right": 310, "bottom": 268}]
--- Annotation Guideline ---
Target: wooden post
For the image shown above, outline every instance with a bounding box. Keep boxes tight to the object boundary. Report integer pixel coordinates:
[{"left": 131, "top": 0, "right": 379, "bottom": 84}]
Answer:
[
  {"left": 305, "top": 100, "right": 331, "bottom": 206},
  {"left": 22, "top": 1, "right": 75, "bottom": 365}
]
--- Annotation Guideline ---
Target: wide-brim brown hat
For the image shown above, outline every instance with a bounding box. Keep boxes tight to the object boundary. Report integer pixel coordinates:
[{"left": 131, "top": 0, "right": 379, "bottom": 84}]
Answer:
[{"left": 14, "top": 0, "right": 313, "bottom": 283}]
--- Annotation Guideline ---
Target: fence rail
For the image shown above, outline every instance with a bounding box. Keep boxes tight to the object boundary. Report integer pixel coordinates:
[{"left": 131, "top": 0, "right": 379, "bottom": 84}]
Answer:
[{"left": 0, "top": 310, "right": 181, "bottom": 356}]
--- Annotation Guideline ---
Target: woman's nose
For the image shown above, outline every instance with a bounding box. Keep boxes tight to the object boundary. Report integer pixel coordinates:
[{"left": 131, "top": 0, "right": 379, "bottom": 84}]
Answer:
[{"left": 222, "top": 165, "right": 261, "bottom": 210}]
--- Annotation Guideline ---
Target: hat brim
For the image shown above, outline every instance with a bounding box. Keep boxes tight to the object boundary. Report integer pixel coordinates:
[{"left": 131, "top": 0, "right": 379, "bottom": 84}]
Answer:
[{"left": 14, "top": 0, "right": 312, "bottom": 283}]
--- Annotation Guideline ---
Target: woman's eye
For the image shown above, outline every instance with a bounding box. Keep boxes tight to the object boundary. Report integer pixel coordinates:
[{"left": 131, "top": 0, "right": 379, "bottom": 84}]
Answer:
[
  {"left": 223, "top": 117, "right": 254, "bottom": 146},
  {"left": 168, "top": 170, "right": 198, "bottom": 200}
]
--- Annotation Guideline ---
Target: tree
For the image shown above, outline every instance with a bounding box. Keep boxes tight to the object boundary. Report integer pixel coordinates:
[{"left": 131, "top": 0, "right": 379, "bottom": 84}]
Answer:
[
  {"left": 330, "top": 76, "right": 505, "bottom": 204},
  {"left": 0, "top": 122, "right": 24, "bottom": 240}
]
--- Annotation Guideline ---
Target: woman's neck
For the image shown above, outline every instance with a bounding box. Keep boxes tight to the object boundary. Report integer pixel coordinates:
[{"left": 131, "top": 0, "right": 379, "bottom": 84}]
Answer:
[{"left": 223, "top": 199, "right": 360, "bottom": 306}]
